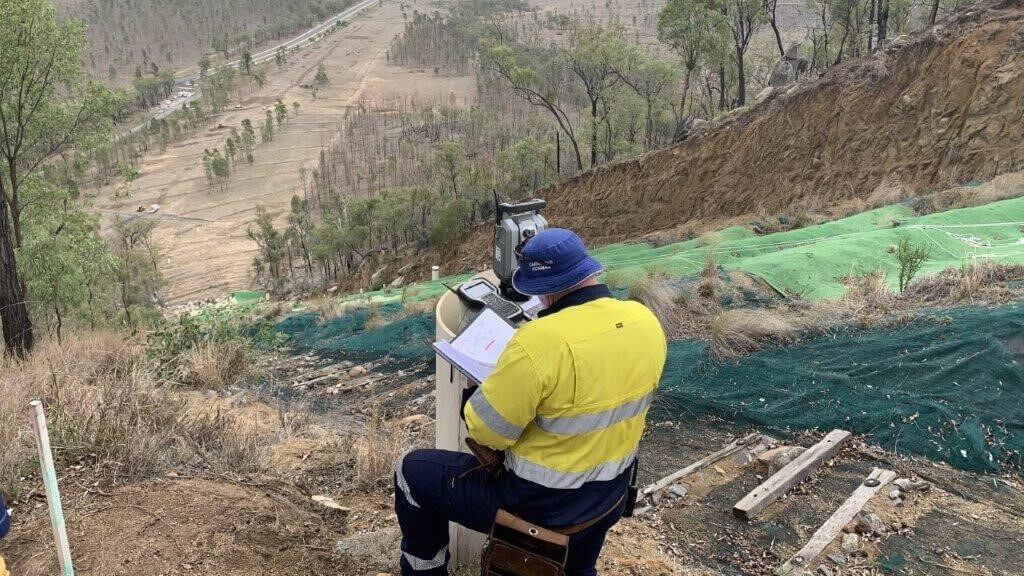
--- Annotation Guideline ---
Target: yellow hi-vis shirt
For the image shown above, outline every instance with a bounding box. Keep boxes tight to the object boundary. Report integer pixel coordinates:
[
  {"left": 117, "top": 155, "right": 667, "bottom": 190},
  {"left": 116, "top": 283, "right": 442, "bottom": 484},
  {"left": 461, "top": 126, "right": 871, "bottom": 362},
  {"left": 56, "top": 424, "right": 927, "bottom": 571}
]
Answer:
[
  {"left": 0, "top": 555, "right": 8, "bottom": 576},
  {"left": 465, "top": 293, "right": 667, "bottom": 489}
]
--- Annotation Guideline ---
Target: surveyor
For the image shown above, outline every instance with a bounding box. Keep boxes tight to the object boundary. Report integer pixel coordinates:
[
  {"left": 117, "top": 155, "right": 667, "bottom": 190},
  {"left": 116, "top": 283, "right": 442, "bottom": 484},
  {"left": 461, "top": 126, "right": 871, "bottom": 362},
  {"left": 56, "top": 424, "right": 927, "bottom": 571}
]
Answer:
[
  {"left": 1, "top": 492, "right": 11, "bottom": 576},
  {"left": 394, "top": 228, "right": 667, "bottom": 576}
]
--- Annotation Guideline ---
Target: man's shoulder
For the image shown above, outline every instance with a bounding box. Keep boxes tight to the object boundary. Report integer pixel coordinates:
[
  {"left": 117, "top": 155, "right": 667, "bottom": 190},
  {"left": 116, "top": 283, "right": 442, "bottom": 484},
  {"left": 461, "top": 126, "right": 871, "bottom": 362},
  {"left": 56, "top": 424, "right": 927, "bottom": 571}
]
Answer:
[{"left": 516, "top": 297, "right": 659, "bottom": 344}]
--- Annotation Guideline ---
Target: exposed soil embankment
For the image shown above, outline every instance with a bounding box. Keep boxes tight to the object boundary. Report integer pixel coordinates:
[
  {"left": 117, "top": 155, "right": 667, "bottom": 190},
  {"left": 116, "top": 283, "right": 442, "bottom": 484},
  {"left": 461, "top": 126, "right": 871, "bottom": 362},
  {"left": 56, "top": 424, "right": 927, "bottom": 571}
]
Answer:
[
  {"left": 406, "top": 0, "right": 1024, "bottom": 281},
  {"left": 547, "top": 0, "right": 1024, "bottom": 243}
]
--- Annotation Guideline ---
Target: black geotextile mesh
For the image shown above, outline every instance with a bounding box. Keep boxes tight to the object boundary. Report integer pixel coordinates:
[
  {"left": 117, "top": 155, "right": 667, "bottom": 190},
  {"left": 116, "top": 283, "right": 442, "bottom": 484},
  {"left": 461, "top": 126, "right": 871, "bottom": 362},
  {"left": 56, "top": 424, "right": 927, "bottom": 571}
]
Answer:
[
  {"left": 271, "top": 300, "right": 1024, "bottom": 473},
  {"left": 656, "top": 302, "right": 1024, "bottom": 473},
  {"left": 877, "top": 508, "right": 1023, "bottom": 575},
  {"left": 274, "top": 303, "right": 436, "bottom": 366}
]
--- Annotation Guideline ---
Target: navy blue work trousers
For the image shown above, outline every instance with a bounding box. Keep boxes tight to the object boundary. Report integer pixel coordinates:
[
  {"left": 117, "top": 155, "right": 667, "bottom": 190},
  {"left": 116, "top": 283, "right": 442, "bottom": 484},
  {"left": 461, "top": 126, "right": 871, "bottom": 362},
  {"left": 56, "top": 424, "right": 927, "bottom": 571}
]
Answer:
[{"left": 394, "top": 449, "right": 626, "bottom": 576}]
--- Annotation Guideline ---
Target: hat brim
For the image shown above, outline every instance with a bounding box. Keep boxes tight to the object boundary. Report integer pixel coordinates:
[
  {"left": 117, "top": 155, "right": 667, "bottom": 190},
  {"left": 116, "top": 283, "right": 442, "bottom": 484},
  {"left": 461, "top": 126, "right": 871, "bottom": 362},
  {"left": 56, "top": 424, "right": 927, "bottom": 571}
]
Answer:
[{"left": 512, "top": 256, "right": 603, "bottom": 296}]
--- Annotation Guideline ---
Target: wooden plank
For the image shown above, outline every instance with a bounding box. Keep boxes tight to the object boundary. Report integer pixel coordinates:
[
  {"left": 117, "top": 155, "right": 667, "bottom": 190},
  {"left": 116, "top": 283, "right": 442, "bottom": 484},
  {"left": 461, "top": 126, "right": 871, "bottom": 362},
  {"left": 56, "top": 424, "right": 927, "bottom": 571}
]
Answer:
[
  {"left": 733, "top": 429, "right": 852, "bottom": 521},
  {"left": 641, "top": 433, "right": 763, "bottom": 499},
  {"left": 781, "top": 467, "right": 897, "bottom": 575}
]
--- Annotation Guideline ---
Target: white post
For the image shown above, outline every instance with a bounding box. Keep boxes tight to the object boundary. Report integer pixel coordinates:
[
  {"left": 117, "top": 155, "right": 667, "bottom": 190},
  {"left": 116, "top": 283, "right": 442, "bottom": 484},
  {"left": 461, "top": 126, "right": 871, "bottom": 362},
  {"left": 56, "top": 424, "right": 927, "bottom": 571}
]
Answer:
[
  {"left": 431, "top": 265, "right": 440, "bottom": 281},
  {"left": 29, "top": 401, "right": 75, "bottom": 576}
]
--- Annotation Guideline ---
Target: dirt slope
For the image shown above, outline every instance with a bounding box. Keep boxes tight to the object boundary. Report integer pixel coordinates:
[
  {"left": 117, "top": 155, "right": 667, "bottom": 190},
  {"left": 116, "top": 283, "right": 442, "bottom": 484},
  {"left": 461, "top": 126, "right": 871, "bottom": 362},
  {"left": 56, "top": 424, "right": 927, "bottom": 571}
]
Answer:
[
  {"left": 544, "top": 0, "right": 1024, "bottom": 245},
  {"left": 411, "top": 0, "right": 1024, "bottom": 282}
]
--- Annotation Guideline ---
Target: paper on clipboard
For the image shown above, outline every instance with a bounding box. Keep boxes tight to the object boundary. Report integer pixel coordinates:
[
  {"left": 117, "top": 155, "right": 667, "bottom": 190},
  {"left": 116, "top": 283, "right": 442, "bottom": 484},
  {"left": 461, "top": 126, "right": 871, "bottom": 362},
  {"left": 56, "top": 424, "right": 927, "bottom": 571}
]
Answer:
[{"left": 433, "top": 308, "right": 516, "bottom": 383}]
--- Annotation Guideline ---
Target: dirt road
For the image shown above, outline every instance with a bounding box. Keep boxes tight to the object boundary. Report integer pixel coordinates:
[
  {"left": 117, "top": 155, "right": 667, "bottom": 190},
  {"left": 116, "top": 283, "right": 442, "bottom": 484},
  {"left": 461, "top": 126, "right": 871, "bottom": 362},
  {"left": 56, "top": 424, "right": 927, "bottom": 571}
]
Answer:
[{"left": 97, "top": 0, "right": 475, "bottom": 305}]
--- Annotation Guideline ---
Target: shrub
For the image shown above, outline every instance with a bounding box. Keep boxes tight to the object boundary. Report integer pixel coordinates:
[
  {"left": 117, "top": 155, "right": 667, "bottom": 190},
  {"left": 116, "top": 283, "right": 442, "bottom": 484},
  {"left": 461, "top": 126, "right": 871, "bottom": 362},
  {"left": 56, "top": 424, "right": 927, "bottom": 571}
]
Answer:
[{"left": 895, "top": 236, "right": 929, "bottom": 292}]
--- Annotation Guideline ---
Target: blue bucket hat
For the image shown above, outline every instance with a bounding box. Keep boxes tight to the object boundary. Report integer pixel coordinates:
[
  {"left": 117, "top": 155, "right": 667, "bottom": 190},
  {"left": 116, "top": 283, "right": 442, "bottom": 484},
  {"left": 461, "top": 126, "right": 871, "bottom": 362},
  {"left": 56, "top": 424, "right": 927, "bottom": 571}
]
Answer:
[
  {"left": 512, "top": 228, "right": 603, "bottom": 296},
  {"left": 0, "top": 493, "right": 10, "bottom": 539}
]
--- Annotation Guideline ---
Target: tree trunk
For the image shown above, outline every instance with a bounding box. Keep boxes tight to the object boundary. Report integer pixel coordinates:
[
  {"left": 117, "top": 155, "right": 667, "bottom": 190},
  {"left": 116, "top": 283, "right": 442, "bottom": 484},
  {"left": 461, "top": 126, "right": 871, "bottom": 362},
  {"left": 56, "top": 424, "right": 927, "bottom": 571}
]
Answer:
[
  {"left": 644, "top": 99, "right": 654, "bottom": 151},
  {"left": 877, "top": 0, "right": 890, "bottom": 48},
  {"left": 590, "top": 98, "right": 599, "bottom": 168},
  {"left": 0, "top": 235, "right": 33, "bottom": 356},
  {"left": 928, "top": 0, "right": 940, "bottom": 25},
  {"left": 680, "top": 67, "right": 693, "bottom": 116},
  {"left": 868, "top": 0, "right": 876, "bottom": 51},
  {"left": 768, "top": 7, "right": 785, "bottom": 58},
  {"left": 718, "top": 66, "right": 727, "bottom": 111},
  {"left": 735, "top": 43, "right": 747, "bottom": 107},
  {"left": 0, "top": 199, "right": 34, "bottom": 357}
]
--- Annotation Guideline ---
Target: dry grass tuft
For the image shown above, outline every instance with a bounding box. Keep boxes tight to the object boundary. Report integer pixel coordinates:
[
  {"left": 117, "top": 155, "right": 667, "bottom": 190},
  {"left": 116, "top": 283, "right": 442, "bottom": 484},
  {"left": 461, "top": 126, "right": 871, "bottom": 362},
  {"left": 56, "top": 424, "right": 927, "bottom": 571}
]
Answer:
[
  {"left": 903, "top": 260, "right": 1024, "bottom": 303},
  {"left": 0, "top": 331, "right": 274, "bottom": 497},
  {"left": 628, "top": 276, "right": 685, "bottom": 336},
  {"left": 181, "top": 339, "right": 255, "bottom": 389},
  {"left": 867, "top": 177, "right": 914, "bottom": 207},
  {"left": 353, "top": 414, "right": 411, "bottom": 490},
  {"left": 310, "top": 297, "right": 359, "bottom": 319},
  {"left": 709, "top": 309, "right": 800, "bottom": 358},
  {"left": 913, "top": 171, "right": 1024, "bottom": 215}
]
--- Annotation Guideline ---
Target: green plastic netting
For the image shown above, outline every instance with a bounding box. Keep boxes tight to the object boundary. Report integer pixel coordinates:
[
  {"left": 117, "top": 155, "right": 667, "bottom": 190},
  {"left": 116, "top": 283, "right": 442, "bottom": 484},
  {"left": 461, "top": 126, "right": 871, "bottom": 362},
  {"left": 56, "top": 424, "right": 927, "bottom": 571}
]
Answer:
[
  {"left": 268, "top": 297, "right": 1023, "bottom": 473},
  {"left": 655, "top": 303, "right": 1024, "bottom": 473},
  {"left": 593, "top": 195, "right": 1024, "bottom": 299},
  {"left": 343, "top": 195, "right": 1024, "bottom": 307}
]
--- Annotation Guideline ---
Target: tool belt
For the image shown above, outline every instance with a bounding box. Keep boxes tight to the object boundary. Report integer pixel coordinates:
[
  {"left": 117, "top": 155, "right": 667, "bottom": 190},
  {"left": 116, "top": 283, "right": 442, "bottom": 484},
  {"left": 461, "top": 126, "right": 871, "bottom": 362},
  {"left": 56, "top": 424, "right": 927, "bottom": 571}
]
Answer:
[{"left": 480, "top": 493, "right": 626, "bottom": 576}]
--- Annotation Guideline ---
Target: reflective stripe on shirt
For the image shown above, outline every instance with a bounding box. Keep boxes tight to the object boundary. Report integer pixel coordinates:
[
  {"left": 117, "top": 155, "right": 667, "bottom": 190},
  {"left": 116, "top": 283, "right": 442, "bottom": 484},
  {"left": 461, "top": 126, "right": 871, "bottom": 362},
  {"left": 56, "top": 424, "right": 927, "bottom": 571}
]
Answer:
[
  {"left": 534, "top": 390, "right": 655, "bottom": 434},
  {"left": 506, "top": 448, "right": 638, "bottom": 490},
  {"left": 469, "top": 391, "right": 524, "bottom": 440}
]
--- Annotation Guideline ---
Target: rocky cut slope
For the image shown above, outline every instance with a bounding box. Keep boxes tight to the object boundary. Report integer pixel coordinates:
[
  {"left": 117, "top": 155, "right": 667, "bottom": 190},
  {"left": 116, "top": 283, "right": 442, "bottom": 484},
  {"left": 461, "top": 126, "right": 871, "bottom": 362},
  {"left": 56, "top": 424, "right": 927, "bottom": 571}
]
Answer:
[{"left": 536, "top": 0, "right": 1024, "bottom": 246}]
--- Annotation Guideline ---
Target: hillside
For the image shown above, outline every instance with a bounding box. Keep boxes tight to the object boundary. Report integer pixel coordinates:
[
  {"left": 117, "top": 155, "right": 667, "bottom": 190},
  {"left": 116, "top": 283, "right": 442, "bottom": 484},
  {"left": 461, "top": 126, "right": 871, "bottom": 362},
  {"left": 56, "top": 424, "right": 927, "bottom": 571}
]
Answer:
[
  {"left": 55, "top": 0, "right": 354, "bottom": 79},
  {"left": 426, "top": 0, "right": 1024, "bottom": 277}
]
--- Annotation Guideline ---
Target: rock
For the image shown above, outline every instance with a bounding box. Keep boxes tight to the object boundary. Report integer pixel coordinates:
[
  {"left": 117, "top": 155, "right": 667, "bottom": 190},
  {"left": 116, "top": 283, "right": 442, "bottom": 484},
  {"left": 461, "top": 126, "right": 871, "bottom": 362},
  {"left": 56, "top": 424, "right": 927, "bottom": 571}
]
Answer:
[
  {"left": 389, "top": 276, "right": 405, "bottom": 289},
  {"left": 841, "top": 533, "right": 860, "bottom": 553},
  {"left": 901, "top": 477, "right": 933, "bottom": 491},
  {"left": 348, "top": 365, "right": 368, "bottom": 377},
  {"left": 855, "top": 511, "right": 887, "bottom": 535},
  {"left": 827, "top": 554, "right": 847, "bottom": 566},
  {"left": 894, "top": 478, "right": 911, "bottom": 489},
  {"left": 735, "top": 450, "right": 755, "bottom": 465},
  {"left": 370, "top": 267, "right": 387, "bottom": 284},
  {"left": 889, "top": 488, "right": 901, "bottom": 499},
  {"left": 691, "top": 118, "right": 708, "bottom": 129},
  {"left": 668, "top": 484, "right": 688, "bottom": 498},
  {"left": 817, "top": 566, "right": 834, "bottom": 576},
  {"left": 312, "top": 495, "right": 351, "bottom": 515},
  {"left": 755, "top": 86, "right": 775, "bottom": 102},
  {"left": 336, "top": 527, "right": 401, "bottom": 569},
  {"left": 757, "top": 445, "right": 807, "bottom": 474},
  {"left": 399, "top": 414, "right": 432, "bottom": 429}
]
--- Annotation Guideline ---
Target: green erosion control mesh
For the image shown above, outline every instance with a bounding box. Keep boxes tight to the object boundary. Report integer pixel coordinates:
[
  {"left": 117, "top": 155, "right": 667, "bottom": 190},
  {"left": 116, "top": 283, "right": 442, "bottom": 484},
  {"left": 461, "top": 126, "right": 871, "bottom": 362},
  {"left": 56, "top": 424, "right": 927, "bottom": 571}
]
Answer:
[
  {"left": 323, "top": 195, "right": 1024, "bottom": 307},
  {"left": 594, "top": 195, "right": 1024, "bottom": 299},
  {"left": 655, "top": 303, "right": 1024, "bottom": 473},
  {"left": 275, "top": 303, "right": 435, "bottom": 367}
]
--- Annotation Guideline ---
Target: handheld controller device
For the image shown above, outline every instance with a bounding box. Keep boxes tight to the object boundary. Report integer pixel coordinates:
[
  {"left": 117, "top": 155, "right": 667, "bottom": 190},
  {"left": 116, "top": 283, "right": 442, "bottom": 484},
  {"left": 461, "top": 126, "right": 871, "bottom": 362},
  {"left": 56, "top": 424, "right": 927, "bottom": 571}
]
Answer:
[
  {"left": 493, "top": 194, "right": 548, "bottom": 302},
  {"left": 455, "top": 277, "right": 524, "bottom": 322}
]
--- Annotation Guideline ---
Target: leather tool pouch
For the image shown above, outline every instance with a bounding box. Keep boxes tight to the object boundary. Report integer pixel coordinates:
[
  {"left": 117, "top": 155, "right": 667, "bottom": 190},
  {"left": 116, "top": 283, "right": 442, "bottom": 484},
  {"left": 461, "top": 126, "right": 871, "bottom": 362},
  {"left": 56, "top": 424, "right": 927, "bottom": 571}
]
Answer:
[
  {"left": 465, "top": 438, "right": 505, "bottom": 477},
  {"left": 480, "top": 510, "right": 568, "bottom": 576}
]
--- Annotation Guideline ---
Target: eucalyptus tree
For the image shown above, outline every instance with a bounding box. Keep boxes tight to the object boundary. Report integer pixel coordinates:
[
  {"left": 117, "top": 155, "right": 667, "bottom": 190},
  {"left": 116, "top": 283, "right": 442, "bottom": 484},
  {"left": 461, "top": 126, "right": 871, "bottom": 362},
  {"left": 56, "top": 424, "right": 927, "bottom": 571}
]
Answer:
[{"left": 0, "top": 0, "right": 119, "bottom": 355}]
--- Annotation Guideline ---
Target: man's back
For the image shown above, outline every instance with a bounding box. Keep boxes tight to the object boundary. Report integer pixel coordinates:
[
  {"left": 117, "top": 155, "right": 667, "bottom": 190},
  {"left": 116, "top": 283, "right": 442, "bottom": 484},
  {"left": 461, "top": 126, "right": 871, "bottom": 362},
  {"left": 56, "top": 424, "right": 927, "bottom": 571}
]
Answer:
[{"left": 466, "top": 289, "right": 667, "bottom": 490}]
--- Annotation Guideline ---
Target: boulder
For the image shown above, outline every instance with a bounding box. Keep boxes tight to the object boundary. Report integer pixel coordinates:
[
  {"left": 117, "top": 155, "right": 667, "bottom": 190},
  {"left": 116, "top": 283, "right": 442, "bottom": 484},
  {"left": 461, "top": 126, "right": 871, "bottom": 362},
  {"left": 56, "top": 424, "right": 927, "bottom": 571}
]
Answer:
[
  {"left": 855, "top": 511, "right": 887, "bottom": 535},
  {"left": 841, "top": 533, "right": 860, "bottom": 553},
  {"left": 757, "top": 445, "right": 807, "bottom": 474}
]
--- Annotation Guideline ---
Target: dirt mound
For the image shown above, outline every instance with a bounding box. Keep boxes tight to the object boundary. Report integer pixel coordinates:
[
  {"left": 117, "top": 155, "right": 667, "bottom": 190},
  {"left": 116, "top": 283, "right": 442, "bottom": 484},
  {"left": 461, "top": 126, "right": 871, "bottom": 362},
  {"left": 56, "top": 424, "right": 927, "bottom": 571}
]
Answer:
[
  {"left": 3, "top": 477, "right": 355, "bottom": 575},
  {"left": 400, "top": 0, "right": 1024, "bottom": 282}
]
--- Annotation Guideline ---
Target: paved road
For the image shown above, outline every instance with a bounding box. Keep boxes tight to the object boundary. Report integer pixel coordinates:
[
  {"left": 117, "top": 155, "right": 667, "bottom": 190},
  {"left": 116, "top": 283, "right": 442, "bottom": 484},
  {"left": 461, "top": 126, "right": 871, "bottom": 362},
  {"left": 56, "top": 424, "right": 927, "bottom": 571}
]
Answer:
[{"left": 128, "top": 0, "right": 380, "bottom": 134}]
